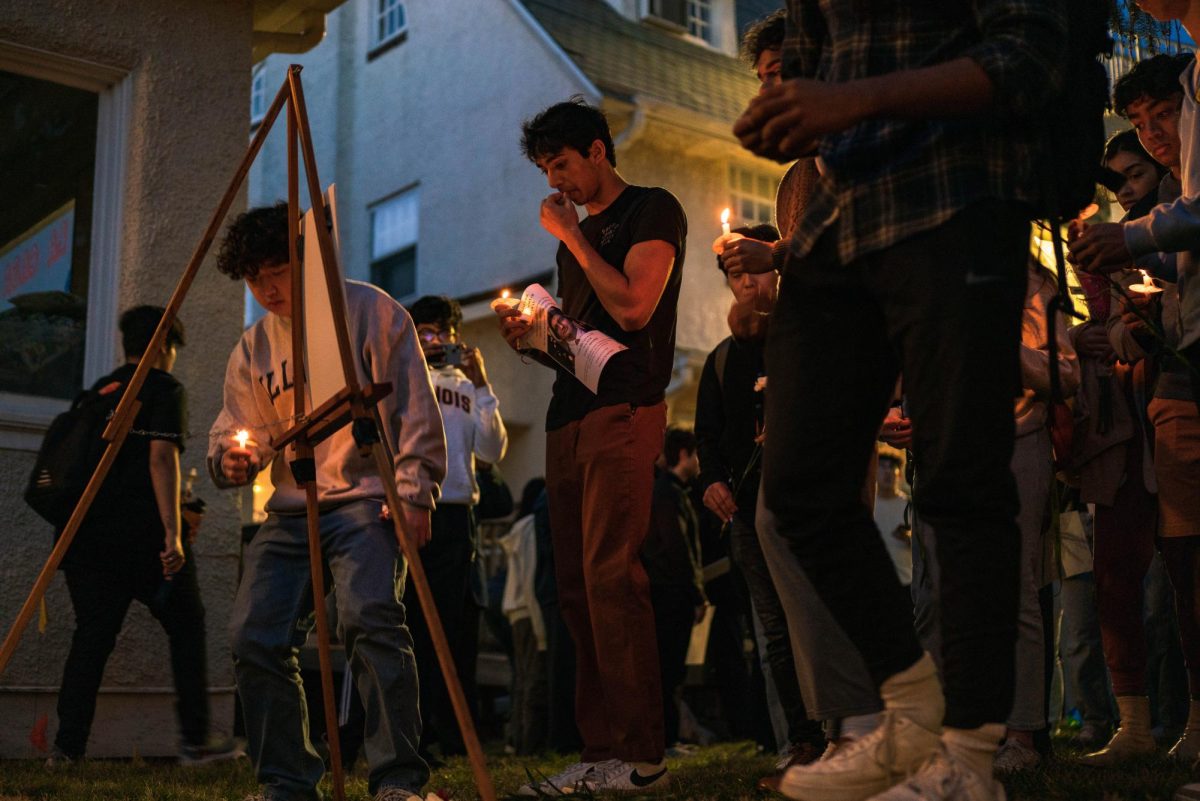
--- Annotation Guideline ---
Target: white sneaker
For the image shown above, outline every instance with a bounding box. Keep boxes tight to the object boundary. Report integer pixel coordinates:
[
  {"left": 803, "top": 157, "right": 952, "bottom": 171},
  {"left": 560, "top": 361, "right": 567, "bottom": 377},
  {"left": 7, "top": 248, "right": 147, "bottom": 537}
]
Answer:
[
  {"left": 778, "top": 712, "right": 940, "bottom": 801},
  {"left": 866, "top": 748, "right": 1005, "bottom": 801},
  {"left": 580, "top": 759, "right": 670, "bottom": 794},
  {"left": 515, "top": 761, "right": 597, "bottom": 796}
]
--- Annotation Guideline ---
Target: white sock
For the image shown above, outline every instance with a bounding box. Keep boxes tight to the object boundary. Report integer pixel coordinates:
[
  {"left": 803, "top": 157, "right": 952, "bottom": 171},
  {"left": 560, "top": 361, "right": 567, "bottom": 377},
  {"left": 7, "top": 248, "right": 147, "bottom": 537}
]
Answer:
[
  {"left": 840, "top": 712, "right": 881, "bottom": 741},
  {"left": 942, "top": 723, "right": 1005, "bottom": 778}
]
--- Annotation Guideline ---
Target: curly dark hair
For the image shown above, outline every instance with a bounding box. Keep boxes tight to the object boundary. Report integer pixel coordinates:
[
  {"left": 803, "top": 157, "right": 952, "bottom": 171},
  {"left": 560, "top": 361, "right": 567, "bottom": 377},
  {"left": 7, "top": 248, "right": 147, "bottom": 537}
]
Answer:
[
  {"left": 740, "top": 10, "right": 786, "bottom": 67},
  {"left": 1113, "top": 53, "right": 1194, "bottom": 116},
  {"left": 408, "top": 295, "right": 463, "bottom": 331},
  {"left": 520, "top": 96, "right": 616, "bottom": 167},
  {"left": 216, "top": 202, "right": 290, "bottom": 280}
]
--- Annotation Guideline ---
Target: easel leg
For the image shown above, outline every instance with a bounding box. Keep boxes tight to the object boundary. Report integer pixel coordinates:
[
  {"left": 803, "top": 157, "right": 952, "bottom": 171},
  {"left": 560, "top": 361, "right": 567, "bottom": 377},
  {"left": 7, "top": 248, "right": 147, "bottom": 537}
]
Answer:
[
  {"left": 303, "top": 479, "right": 346, "bottom": 801},
  {"left": 368, "top": 442, "right": 498, "bottom": 801}
]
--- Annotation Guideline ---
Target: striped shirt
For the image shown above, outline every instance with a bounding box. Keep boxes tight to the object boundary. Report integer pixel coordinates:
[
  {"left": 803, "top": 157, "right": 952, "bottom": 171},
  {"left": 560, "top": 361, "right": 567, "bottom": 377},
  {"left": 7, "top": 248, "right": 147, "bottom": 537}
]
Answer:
[{"left": 782, "top": 0, "right": 1067, "bottom": 265}]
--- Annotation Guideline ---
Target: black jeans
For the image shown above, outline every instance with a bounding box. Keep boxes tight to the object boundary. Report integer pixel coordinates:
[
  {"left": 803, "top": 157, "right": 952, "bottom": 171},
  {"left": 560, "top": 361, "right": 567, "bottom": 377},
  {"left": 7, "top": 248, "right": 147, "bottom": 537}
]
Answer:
[
  {"left": 762, "top": 201, "right": 1028, "bottom": 729},
  {"left": 56, "top": 543, "right": 209, "bottom": 757},
  {"left": 402, "top": 503, "right": 477, "bottom": 756},
  {"left": 650, "top": 585, "right": 695, "bottom": 747},
  {"left": 728, "top": 513, "right": 825, "bottom": 746}
]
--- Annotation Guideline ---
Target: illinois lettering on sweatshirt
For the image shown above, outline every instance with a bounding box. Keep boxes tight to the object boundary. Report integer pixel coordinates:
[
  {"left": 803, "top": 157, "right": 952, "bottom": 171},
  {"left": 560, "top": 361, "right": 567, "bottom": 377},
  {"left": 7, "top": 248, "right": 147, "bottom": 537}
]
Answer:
[
  {"left": 207, "top": 280, "right": 447, "bottom": 513},
  {"left": 429, "top": 364, "right": 507, "bottom": 505}
]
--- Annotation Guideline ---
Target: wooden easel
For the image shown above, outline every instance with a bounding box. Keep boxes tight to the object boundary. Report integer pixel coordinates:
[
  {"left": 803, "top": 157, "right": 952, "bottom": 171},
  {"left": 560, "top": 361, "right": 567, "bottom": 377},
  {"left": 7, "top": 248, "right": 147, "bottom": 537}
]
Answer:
[{"left": 0, "top": 66, "right": 496, "bottom": 801}]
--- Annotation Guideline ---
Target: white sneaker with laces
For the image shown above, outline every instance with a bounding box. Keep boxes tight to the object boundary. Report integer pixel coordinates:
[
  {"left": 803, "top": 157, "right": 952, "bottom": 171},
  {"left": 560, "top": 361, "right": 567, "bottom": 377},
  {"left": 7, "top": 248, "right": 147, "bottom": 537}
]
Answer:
[
  {"left": 778, "top": 712, "right": 941, "bottom": 801},
  {"left": 580, "top": 759, "right": 670, "bottom": 794},
  {"left": 515, "top": 760, "right": 598, "bottom": 796},
  {"left": 866, "top": 748, "right": 1006, "bottom": 801}
]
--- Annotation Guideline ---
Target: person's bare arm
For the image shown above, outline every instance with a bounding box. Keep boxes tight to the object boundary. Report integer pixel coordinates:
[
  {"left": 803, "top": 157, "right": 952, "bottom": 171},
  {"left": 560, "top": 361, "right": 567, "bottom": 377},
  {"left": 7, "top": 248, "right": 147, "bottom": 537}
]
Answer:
[
  {"left": 150, "top": 439, "right": 183, "bottom": 574},
  {"left": 541, "top": 192, "right": 675, "bottom": 331}
]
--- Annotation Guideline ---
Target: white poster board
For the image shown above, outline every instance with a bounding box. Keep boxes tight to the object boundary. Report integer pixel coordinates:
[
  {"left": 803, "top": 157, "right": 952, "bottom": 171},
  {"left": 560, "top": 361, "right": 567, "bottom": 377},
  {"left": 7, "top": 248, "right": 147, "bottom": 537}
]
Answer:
[{"left": 301, "top": 185, "right": 350, "bottom": 411}]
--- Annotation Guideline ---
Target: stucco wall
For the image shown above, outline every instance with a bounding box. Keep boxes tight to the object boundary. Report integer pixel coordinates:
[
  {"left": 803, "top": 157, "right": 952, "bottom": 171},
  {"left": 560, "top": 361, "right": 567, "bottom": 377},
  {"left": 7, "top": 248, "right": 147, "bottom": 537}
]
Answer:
[
  {"left": 0, "top": 0, "right": 252, "bottom": 758},
  {"left": 248, "top": 0, "right": 588, "bottom": 497}
]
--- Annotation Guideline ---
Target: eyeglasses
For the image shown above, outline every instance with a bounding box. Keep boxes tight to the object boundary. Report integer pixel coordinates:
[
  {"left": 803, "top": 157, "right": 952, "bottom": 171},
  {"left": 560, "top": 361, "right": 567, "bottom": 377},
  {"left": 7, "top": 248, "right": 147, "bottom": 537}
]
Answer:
[{"left": 417, "top": 325, "right": 456, "bottom": 344}]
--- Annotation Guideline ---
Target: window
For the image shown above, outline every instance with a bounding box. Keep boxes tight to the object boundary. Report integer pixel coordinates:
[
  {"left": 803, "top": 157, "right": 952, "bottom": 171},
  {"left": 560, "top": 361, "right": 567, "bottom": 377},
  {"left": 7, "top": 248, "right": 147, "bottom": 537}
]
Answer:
[
  {"left": 250, "top": 66, "right": 266, "bottom": 126},
  {"left": 687, "top": 0, "right": 714, "bottom": 44},
  {"left": 728, "top": 165, "right": 777, "bottom": 228},
  {"left": 370, "top": 187, "right": 418, "bottom": 300},
  {"left": 371, "top": 0, "right": 408, "bottom": 50},
  {"left": 0, "top": 70, "right": 98, "bottom": 402}
]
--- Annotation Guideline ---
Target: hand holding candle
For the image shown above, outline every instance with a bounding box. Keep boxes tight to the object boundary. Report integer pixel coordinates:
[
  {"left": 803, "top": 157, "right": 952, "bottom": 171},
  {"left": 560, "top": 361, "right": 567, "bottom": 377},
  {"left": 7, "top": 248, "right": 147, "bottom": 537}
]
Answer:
[
  {"left": 712, "top": 208, "right": 744, "bottom": 254},
  {"left": 221, "top": 428, "right": 258, "bottom": 486},
  {"left": 493, "top": 289, "right": 532, "bottom": 353},
  {"left": 490, "top": 289, "right": 522, "bottom": 316},
  {"left": 1131, "top": 269, "right": 1162, "bottom": 296}
]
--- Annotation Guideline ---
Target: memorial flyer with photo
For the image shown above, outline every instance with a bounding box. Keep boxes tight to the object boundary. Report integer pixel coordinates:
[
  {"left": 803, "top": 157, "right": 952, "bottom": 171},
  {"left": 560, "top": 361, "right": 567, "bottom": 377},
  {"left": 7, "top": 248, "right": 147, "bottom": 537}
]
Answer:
[{"left": 508, "top": 283, "right": 627, "bottom": 394}]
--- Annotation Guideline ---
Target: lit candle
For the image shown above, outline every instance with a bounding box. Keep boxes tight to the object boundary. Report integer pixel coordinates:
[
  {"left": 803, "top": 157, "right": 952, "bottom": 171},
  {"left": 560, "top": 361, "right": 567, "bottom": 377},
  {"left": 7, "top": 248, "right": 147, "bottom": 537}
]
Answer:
[
  {"left": 1132, "top": 269, "right": 1162, "bottom": 296},
  {"left": 235, "top": 429, "right": 250, "bottom": 450},
  {"left": 721, "top": 208, "right": 731, "bottom": 237},
  {"left": 490, "top": 289, "right": 521, "bottom": 315}
]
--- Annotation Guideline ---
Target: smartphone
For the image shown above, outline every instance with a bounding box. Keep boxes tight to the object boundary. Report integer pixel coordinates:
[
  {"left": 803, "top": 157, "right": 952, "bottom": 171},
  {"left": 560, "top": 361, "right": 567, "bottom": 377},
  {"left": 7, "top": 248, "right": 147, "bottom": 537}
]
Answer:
[{"left": 441, "top": 343, "right": 464, "bottom": 367}]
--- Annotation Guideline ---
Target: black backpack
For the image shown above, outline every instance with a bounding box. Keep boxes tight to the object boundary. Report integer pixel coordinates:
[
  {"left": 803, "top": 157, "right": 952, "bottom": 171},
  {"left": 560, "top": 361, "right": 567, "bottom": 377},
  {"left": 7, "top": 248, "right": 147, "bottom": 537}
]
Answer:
[{"left": 24, "top": 380, "right": 124, "bottom": 528}]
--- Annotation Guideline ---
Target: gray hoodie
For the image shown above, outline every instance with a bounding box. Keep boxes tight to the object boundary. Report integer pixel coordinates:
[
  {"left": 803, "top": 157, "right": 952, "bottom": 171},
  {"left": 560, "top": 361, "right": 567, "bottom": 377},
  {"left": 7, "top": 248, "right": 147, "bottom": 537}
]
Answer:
[
  {"left": 1124, "top": 57, "right": 1200, "bottom": 352},
  {"left": 208, "top": 280, "right": 447, "bottom": 513}
]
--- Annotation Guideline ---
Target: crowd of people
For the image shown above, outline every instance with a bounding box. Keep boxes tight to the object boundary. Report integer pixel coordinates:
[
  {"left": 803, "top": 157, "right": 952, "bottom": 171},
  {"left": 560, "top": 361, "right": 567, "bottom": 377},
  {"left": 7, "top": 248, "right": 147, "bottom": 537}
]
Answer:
[{"left": 36, "top": 1, "right": 1200, "bottom": 800}]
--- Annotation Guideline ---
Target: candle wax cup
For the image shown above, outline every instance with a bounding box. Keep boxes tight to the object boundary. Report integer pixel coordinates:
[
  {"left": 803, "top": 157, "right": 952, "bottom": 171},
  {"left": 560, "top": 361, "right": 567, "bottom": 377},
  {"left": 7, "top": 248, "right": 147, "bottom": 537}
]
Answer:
[{"left": 490, "top": 297, "right": 521, "bottom": 313}]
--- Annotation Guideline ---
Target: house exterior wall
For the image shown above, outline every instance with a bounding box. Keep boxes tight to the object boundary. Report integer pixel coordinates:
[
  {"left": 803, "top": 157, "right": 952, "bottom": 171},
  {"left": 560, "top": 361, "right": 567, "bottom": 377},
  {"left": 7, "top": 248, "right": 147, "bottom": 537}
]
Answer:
[
  {"left": 250, "top": 0, "right": 592, "bottom": 494},
  {"left": 0, "top": 0, "right": 253, "bottom": 758}
]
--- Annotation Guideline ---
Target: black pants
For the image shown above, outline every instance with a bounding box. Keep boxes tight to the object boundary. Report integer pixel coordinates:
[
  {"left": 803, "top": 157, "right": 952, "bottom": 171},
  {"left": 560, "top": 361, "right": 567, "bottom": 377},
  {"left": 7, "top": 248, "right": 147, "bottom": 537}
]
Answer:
[
  {"left": 651, "top": 585, "right": 695, "bottom": 747},
  {"left": 56, "top": 544, "right": 209, "bottom": 757},
  {"left": 729, "top": 513, "right": 825, "bottom": 747},
  {"left": 762, "top": 201, "right": 1028, "bottom": 729},
  {"left": 403, "top": 503, "right": 477, "bottom": 756}
]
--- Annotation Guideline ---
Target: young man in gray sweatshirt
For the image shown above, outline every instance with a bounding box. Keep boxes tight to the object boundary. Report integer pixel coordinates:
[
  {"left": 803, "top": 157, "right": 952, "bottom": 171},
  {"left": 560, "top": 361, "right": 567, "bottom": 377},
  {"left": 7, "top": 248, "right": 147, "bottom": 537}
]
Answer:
[{"left": 207, "top": 203, "right": 447, "bottom": 801}]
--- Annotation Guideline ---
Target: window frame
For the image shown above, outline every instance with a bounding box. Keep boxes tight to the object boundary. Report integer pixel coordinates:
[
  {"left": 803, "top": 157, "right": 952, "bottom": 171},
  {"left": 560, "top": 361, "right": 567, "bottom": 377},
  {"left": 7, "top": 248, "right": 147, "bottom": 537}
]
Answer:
[
  {"left": 368, "top": 185, "right": 419, "bottom": 302},
  {"left": 367, "top": 0, "right": 409, "bottom": 61},
  {"left": 686, "top": 0, "right": 714, "bottom": 45},
  {"left": 250, "top": 64, "right": 266, "bottom": 128},
  {"left": 0, "top": 41, "right": 127, "bottom": 451},
  {"left": 727, "top": 164, "right": 778, "bottom": 230}
]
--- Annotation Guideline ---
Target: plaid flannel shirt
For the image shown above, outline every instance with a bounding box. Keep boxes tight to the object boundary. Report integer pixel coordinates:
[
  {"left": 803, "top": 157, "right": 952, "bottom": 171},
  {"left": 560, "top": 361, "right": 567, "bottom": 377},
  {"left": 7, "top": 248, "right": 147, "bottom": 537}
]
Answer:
[{"left": 783, "top": 0, "right": 1067, "bottom": 265}]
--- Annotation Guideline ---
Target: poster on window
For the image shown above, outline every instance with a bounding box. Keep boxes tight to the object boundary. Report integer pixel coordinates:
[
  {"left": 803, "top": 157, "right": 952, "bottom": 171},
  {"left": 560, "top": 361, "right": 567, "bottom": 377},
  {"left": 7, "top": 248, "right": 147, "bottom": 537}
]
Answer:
[{"left": 0, "top": 201, "right": 75, "bottom": 312}]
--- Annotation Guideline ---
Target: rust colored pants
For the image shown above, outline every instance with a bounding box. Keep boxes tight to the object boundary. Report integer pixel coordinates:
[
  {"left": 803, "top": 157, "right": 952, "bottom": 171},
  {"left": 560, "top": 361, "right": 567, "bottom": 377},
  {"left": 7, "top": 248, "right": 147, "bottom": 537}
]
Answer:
[{"left": 546, "top": 402, "right": 667, "bottom": 763}]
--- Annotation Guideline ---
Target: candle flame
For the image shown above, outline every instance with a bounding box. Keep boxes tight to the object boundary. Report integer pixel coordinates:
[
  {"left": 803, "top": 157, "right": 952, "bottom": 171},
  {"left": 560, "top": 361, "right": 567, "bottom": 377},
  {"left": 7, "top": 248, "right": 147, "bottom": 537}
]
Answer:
[
  {"left": 720, "top": 208, "right": 730, "bottom": 225},
  {"left": 1140, "top": 270, "right": 1154, "bottom": 288},
  {"left": 235, "top": 429, "right": 250, "bottom": 450},
  {"left": 501, "top": 289, "right": 510, "bottom": 299}
]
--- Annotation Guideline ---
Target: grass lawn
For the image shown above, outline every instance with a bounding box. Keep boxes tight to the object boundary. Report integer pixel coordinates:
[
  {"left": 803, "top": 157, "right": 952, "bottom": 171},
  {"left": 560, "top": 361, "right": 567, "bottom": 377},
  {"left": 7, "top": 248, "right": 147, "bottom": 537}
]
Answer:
[{"left": 0, "top": 742, "right": 1194, "bottom": 800}]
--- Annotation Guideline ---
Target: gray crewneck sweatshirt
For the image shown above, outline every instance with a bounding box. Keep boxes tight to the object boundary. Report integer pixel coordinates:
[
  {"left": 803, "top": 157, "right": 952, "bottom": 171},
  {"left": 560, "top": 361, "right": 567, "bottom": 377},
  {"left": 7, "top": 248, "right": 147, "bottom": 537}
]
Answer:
[{"left": 208, "top": 280, "right": 447, "bottom": 513}]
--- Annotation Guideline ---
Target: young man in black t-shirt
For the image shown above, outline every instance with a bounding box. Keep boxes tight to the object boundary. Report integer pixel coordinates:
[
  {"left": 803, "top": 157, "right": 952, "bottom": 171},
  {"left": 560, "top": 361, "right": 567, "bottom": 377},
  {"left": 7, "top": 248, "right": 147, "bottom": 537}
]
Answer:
[
  {"left": 498, "top": 99, "right": 686, "bottom": 795},
  {"left": 49, "top": 306, "right": 241, "bottom": 767}
]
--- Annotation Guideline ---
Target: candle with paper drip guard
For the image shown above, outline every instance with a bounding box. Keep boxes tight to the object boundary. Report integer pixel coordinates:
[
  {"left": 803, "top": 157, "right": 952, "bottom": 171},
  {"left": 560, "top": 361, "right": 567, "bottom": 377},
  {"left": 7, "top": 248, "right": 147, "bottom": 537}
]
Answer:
[
  {"left": 721, "top": 208, "right": 731, "bottom": 237},
  {"left": 490, "top": 289, "right": 523, "bottom": 316},
  {"left": 1131, "top": 269, "right": 1162, "bottom": 296}
]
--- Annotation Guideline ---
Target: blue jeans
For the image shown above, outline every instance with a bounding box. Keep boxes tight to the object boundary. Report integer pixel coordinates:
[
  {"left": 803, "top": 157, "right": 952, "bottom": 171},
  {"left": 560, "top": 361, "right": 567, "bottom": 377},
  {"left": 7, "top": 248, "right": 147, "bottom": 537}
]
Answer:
[{"left": 230, "top": 499, "right": 426, "bottom": 800}]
